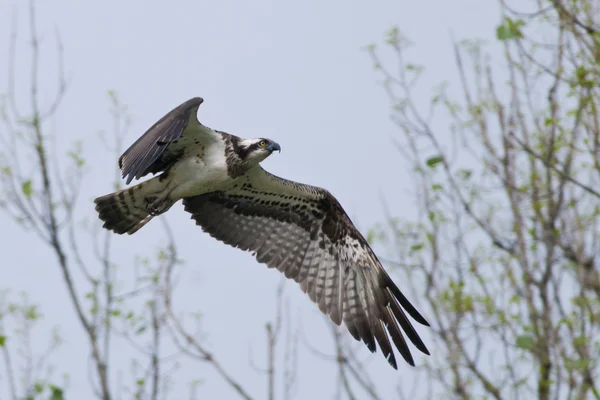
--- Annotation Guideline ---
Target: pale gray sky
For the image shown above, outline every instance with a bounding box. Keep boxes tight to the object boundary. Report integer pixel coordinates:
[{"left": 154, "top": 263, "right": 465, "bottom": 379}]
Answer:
[{"left": 1, "top": 0, "right": 502, "bottom": 398}]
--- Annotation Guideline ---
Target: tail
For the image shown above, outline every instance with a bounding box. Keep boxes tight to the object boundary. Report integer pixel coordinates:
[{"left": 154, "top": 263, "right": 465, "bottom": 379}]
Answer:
[{"left": 94, "top": 181, "right": 155, "bottom": 235}]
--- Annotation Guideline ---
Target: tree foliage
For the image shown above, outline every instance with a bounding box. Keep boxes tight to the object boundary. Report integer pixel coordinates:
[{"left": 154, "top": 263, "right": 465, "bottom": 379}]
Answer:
[{"left": 364, "top": 0, "right": 600, "bottom": 398}]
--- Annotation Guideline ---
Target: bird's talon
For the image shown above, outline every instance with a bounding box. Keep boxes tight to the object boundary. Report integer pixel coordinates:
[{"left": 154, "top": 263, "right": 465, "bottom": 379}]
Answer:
[{"left": 145, "top": 194, "right": 170, "bottom": 216}]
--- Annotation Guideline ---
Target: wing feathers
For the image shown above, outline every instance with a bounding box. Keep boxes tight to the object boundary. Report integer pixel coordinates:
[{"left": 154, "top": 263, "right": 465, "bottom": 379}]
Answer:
[
  {"left": 307, "top": 259, "right": 324, "bottom": 303},
  {"left": 118, "top": 97, "right": 215, "bottom": 184},
  {"left": 123, "top": 116, "right": 185, "bottom": 183},
  {"left": 326, "top": 259, "right": 343, "bottom": 325},
  {"left": 373, "top": 318, "right": 396, "bottom": 369},
  {"left": 342, "top": 286, "right": 361, "bottom": 341},
  {"left": 379, "top": 268, "right": 430, "bottom": 326},
  {"left": 346, "top": 271, "right": 376, "bottom": 352},
  {"left": 295, "top": 240, "right": 317, "bottom": 283},
  {"left": 388, "top": 291, "right": 430, "bottom": 355},
  {"left": 312, "top": 255, "right": 330, "bottom": 311},
  {"left": 281, "top": 239, "right": 307, "bottom": 280},
  {"left": 384, "top": 307, "right": 415, "bottom": 366},
  {"left": 182, "top": 166, "right": 429, "bottom": 368}
]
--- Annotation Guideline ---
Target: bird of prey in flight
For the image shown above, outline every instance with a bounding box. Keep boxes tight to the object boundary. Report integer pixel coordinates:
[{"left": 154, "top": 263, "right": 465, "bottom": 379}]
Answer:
[{"left": 94, "top": 97, "right": 430, "bottom": 368}]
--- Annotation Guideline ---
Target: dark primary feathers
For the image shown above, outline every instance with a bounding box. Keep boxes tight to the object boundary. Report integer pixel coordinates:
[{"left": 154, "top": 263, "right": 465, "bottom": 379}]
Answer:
[
  {"left": 118, "top": 97, "right": 216, "bottom": 184},
  {"left": 183, "top": 166, "right": 430, "bottom": 368}
]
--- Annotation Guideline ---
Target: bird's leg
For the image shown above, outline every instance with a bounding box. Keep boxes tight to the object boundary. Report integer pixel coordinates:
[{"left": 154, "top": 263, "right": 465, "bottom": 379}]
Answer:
[{"left": 144, "top": 187, "right": 175, "bottom": 216}]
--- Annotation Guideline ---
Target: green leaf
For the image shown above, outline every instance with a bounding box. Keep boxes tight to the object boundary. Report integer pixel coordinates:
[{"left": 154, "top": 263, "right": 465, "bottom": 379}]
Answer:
[
  {"left": 565, "top": 357, "right": 590, "bottom": 371},
  {"left": 26, "top": 306, "right": 39, "bottom": 320},
  {"left": 49, "top": 385, "right": 64, "bottom": 400},
  {"left": 496, "top": 26, "right": 510, "bottom": 41},
  {"left": 574, "top": 358, "right": 590, "bottom": 371},
  {"left": 426, "top": 232, "right": 434, "bottom": 245},
  {"left": 158, "top": 250, "right": 168, "bottom": 261},
  {"left": 21, "top": 180, "right": 32, "bottom": 199},
  {"left": 463, "top": 296, "right": 474, "bottom": 313},
  {"left": 573, "top": 335, "right": 588, "bottom": 347},
  {"left": 34, "top": 381, "right": 45, "bottom": 393},
  {"left": 575, "top": 66, "right": 587, "bottom": 82},
  {"left": 457, "top": 169, "right": 472, "bottom": 180},
  {"left": 410, "top": 243, "right": 424, "bottom": 252},
  {"left": 405, "top": 63, "right": 423, "bottom": 73},
  {"left": 385, "top": 26, "right": 399, "bottom": 45},
  {"left": 496, "top": 18, "right": 525, "bottom": 41},
  {"left": 0, "top": 335, "right": 5, "bottom": 347},
  {"left": 68, "top": 151, "right": 85, "bottom": 167},
  {"left": 426, "top": 155, "right": 444, "bottom": 168},
  {"left": 516, "top": 334, "right": 534, "bottom": 350},
  {"left": 366, "top": 229, "right": 375, "bottom": 244}
]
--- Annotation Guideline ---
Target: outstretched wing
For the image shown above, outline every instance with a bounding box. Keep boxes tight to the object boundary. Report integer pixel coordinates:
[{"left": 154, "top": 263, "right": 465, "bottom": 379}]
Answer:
[
  {"left": 118, "top": 97, "right": 220, "bottom": 184},
  {"left": 182, "top": 166, "right": 430, "bottom": 368}
]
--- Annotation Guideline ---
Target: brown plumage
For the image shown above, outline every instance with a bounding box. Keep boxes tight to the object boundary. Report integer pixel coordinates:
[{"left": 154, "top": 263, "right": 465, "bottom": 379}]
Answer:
[
  {"left": 182, "top": 166, "right": 430, "bottom": 368},
  {"left": 94, "top": 96, "right": 431, "bottom": 368}
]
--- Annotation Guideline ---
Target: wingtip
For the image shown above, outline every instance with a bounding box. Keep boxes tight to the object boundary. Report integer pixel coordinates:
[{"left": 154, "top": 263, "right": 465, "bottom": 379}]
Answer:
[
  {"left": 387, "top": 354, "right": 398, "bottom": 369},
  {"left": 398, "top": 347, "right": 415, "bottom": 367},
  {"left": 185, "top": 97, "right": 204, "bottom": 112},
  {"left": 365, "top": 339, "right": 377, "bottom": 353},
  {"left": 416, "top": 315, "right": 430, "bottom": 327}
]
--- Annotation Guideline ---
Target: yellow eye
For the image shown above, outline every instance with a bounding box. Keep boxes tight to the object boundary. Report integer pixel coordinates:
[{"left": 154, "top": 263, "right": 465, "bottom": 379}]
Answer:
[{"left": 259, "top": 140, "right": 267, "bottom": 147}]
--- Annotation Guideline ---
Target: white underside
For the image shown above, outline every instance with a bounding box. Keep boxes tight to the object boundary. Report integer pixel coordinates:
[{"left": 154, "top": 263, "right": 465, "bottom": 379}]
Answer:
[
  {"left": 171, "top": 137, "right": 235, "bottom": 199},
  {"left": 141, "top": 136, "right": 236, "bottom": 202}
]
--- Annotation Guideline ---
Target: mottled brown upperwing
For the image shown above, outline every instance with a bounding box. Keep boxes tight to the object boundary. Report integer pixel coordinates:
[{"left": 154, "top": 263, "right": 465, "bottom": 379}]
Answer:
[
  {"left": 118, "top": 97, "right": 204, "bottom": 184},
  {"left": 181, "top": 166, "right": 430, "bottom": 369}
]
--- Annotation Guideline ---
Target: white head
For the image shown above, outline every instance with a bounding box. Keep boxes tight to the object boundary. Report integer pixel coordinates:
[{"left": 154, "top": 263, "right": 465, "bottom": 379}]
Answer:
[{"left": 236, "top": 138, "right": 281, "bottom": 165}]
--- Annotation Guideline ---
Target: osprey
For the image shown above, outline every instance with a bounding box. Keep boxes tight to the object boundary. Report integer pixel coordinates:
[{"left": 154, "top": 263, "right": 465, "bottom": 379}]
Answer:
[{"left": 94, "top": 97, "right": 430, "bottom": 368}]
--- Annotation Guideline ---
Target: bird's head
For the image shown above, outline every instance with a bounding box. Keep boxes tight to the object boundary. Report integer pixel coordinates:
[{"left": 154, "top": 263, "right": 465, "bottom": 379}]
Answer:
[{"left": 238, "top": 138, "right": 281, "bottom": 165}]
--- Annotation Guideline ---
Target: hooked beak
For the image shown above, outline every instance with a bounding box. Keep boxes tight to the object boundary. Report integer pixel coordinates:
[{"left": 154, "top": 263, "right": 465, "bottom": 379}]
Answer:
[{"left": 267, "top": 142, "right": 281, "bottom": 153}]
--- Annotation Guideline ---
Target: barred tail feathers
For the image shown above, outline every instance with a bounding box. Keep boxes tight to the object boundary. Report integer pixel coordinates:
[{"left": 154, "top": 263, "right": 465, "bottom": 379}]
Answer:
[{"left": 94, "top": 180, "right": 158, "bottom": 235}]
